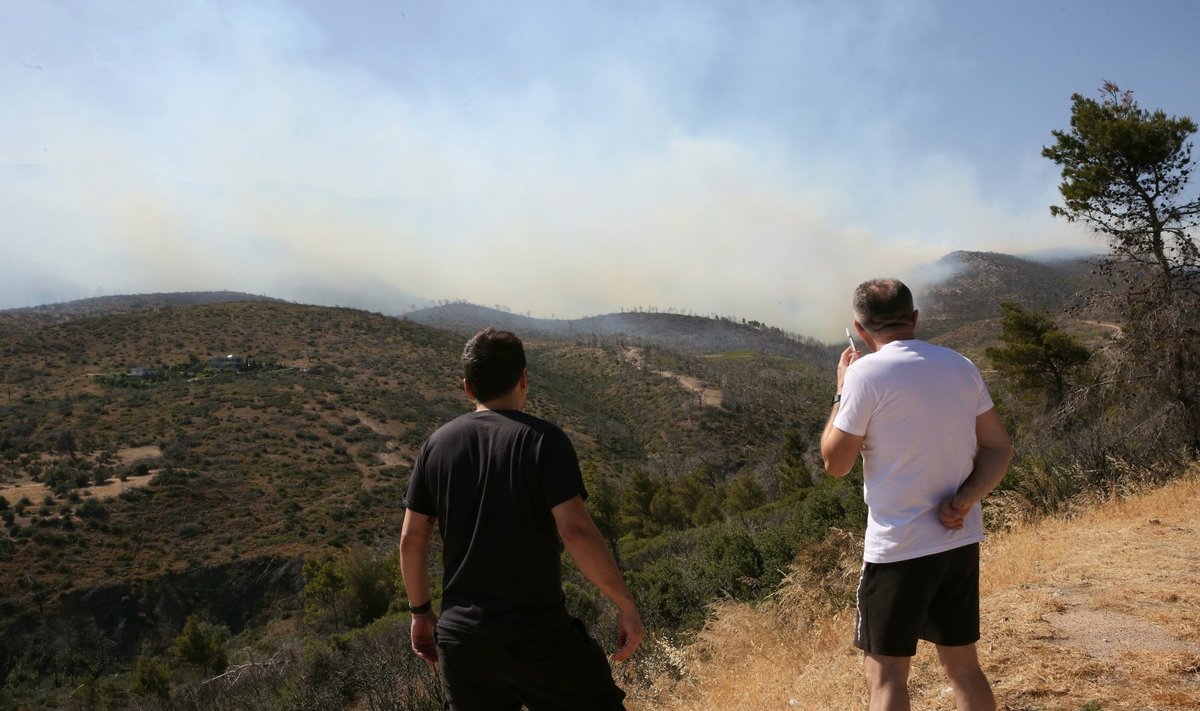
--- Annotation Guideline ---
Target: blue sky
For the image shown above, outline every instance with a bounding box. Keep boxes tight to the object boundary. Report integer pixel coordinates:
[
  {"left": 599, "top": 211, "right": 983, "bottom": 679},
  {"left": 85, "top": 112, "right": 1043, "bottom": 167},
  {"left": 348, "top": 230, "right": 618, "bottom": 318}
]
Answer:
[{"left": 3, "top": 0, "right": 1198, "bottom": 338}]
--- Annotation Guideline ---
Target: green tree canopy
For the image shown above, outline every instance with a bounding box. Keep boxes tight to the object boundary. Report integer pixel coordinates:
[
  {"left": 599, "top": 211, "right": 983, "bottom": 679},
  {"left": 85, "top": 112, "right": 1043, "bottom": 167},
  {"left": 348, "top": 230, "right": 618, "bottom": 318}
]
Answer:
[
  {"left": 985, "top": 302, "right": 1090, "bottom": 406},
  {"left": 777, "top": 428, "right": 813, "bottom": 495},
  {"left": 131, "top": 655, "right": 173, "bottom": 700},
  {"left": 1045, "top": 84, "right": 1200, "bottom": 450},
  {"left": 1043, "top": 82, "right": 1200, "bottom": 301},
  {"left": 169, "top": 614, "right": 228, "bottom": 675},
  {"left": 724, "top": 472, "right": 766, "bottom": 514}
]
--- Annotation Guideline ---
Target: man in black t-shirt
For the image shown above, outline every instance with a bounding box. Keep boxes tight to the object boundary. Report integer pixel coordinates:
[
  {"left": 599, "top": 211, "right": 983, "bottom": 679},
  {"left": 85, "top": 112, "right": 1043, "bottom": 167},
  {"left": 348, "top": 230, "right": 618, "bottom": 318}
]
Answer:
[{"left": 400, "top": 328, "right": 643, "bottom": 711}]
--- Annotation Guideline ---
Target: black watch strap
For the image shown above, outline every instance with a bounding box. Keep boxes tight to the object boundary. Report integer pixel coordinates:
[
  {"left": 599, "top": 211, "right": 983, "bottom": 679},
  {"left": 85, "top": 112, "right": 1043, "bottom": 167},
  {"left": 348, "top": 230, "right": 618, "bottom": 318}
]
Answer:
[
  {"left": 409, "top": 600, "right": 433, "bottom": 615},
  {"left": 832, "top": 393, "right": 842, "bottom": 404}
]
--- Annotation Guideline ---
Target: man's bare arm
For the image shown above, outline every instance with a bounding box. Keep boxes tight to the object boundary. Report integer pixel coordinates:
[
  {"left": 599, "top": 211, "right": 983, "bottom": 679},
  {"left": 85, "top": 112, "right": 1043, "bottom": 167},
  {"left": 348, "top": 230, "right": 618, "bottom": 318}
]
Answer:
[
  {"left": 822, "top": 420, "right": 865, "bottom": 478},
  {"left": 939, "top": 407, "right": 1014, "bottom": 529},
  {"left": 399, "top": 509, "right": 438, "bottom": 665},
  {"left": 551, "top": 496, "right": 644, "bottom": 661},
  {"left": 821, "top": 345, "right": 865, "bottom": 477}
]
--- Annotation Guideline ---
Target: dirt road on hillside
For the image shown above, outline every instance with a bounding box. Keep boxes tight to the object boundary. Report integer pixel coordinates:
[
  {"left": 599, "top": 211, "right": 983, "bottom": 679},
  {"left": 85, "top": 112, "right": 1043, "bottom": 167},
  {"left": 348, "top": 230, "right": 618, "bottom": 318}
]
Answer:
[{"left": 621, "top": 347, "right": 723, "bottom": 408}]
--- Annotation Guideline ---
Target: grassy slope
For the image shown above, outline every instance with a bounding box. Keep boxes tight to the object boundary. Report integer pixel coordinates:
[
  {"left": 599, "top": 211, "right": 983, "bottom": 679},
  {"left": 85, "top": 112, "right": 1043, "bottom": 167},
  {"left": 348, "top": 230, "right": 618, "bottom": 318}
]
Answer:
[
  {"left": 0, "top": 301, "right": 833, "bottom": 620},
  {"left": 0, "top": 302, "right": 468, "bottom": 599},
  {"left": 627, "top": 471, "right": 1200, "bottom": 711}
]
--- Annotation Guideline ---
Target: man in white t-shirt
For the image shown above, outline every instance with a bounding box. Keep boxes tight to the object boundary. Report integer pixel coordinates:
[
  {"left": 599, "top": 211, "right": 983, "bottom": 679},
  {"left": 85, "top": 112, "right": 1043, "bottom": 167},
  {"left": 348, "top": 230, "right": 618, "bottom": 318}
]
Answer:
[{"left": 821, "top": 278, "right": 1013, "bottom": 711}]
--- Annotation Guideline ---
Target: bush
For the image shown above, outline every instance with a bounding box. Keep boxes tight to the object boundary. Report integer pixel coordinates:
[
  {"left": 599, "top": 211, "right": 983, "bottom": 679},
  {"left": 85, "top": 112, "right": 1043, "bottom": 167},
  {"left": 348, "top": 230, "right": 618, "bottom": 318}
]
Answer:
[
  {"left": 170, "top": 614, "right": 229, "bottom": 675},
  {"left": 151, "top": 468, "right": 190, "bottom": 488},
  {"left": 695, "top": 528, "right": 764, "bottom": 600},
  {"left": 164, "top": 618, "right": 443, "bottom": 711},
  {"left": 76, "top": 498, "right": 108, "bottom": 520},
  {"left": 131, "top": 655, "right": 172, "bottom": 700},
  {"left": 629, "top": 556, "right": 705, "bottom": 630},
  {"left": 179, "top": 521, "right": 208, "bottom": 539},
  {"left": 303, "top": 547, "right": 398, "bottom": 631}
]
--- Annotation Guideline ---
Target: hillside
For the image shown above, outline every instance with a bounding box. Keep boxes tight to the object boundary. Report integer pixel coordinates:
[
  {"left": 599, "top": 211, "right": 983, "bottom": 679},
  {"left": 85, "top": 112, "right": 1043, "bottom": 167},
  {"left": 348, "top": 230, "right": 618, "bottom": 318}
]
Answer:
[
  {"left": 403, "top": 303, "right": 836, "bottom": 366},
  {"left": 0, "top": 298, "right": 843, "bottom": 706},
  {"left": 919, "top": 251, "right": 1101, "bottom": 322},
  {"left": 0, "top": 292, "right": 283, "bottom": 332},
  {"left": 0, "top": 302, "right": 467, "bottom": 675},
  {"left": 0, "top": 256, "right": 1148, "bottom": 708},
  {"left": 627, "top": 472, "right": 1200, "bottom": 710},
  {"left": 916, "top": 251, "right": 1121, "bottom": 361},
  {"left": 406, "top": 252, "right": 1110, "bottom": 368}
]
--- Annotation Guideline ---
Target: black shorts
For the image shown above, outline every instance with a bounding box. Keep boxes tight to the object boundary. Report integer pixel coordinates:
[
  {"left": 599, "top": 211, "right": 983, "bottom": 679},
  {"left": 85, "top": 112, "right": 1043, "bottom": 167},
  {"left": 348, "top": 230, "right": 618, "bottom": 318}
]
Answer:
[
  {"left": 436, "top": 615, "right": 625, "bottom": 711},
  {"left": 854, "top": 542, "right": 980, "bottom": 657}
]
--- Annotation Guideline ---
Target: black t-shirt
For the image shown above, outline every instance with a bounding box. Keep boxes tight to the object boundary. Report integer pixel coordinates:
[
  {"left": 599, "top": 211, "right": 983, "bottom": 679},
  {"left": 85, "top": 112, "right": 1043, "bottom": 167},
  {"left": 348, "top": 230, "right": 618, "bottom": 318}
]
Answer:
[{"left": 404, "top": 409, "right": 587, "bottom": 632}]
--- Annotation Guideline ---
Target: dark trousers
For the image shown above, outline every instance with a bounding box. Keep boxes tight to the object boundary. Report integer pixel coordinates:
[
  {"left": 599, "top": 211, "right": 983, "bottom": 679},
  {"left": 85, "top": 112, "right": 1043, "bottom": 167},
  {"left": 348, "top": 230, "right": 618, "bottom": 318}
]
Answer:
[{"left": 436, "top": 615, "right": 626, "bottom": 711}]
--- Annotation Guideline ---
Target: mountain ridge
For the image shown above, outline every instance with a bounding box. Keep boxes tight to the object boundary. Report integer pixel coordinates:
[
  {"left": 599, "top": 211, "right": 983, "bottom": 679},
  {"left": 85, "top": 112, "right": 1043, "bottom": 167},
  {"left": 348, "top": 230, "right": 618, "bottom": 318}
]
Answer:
[{"left": 402, "top": 303, "right": 836, "bottom": 364}]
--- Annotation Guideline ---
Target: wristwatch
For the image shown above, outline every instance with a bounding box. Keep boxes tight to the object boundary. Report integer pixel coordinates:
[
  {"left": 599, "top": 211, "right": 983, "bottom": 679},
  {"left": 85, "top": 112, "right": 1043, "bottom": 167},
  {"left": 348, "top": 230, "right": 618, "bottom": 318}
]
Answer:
[
  {"left": 832, "top": 393, "right": 842, "bottom": 404},
  {"left": 408, "top": 599, "right": 433, "bottom": 615}
]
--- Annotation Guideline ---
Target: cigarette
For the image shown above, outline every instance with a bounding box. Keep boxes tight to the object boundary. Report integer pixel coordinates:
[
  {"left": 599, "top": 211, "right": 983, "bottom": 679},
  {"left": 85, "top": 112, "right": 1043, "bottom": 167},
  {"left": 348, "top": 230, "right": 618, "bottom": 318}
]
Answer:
[{"left": 846, "top": 328, "right": 857, "bottom": 352}]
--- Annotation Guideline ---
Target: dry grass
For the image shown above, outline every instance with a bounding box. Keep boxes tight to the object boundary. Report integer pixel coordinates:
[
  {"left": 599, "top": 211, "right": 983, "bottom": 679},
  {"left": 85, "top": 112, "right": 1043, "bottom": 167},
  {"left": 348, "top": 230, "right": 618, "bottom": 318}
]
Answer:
[{"left": 628, "top": 470, "right": 1200, "bottom": 710}]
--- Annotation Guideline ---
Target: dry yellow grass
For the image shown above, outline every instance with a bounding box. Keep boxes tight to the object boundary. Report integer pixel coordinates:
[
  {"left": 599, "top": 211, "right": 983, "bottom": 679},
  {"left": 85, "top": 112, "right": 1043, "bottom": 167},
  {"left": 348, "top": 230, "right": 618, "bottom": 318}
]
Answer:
[{"left": 627, "top": 471, "right": 1200, "bottom": 710}]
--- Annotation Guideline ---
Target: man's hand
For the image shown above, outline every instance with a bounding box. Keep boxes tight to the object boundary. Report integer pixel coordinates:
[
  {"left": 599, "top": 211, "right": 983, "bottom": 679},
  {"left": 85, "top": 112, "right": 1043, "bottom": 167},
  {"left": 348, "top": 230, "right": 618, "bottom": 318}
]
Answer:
[
  {"left": 410, "top": 612, "right": 439, "bottom": 666},
  {"left": 939, "top": 408, "right": 1014, "bottom": 531},
  {"left": 400, "top": 510, "right": 438, "bottom": 664},
  {"left": 938, "top": 494, "right": 970, "bottom": 530},
  {"left": 611, "top": 607, "right": 644, "bottom": 662},
  {"left": 552, "top": 497, "right": 644, "bottom": 662},
  {"left": 836, "top": 345, "right": 861, "bottom": 392},
  {"left": 821, "top": 345, "right": 866, "bottom": 478}
]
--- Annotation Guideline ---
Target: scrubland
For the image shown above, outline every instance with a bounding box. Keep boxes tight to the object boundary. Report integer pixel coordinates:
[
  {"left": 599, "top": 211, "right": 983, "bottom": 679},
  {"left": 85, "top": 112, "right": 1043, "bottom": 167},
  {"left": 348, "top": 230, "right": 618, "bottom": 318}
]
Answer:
[{"left": 627, "top": 471, "right": 1200, "bottom": 710}]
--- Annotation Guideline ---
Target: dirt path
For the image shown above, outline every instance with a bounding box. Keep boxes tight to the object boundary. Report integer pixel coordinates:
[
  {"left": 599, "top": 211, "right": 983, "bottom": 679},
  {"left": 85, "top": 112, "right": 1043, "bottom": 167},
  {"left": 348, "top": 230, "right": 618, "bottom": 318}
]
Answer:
[
  {"left": 1081, "top": 319, "right": 1125, "bottom": 338},
  {"left": 621, "top": 347, "right": 723, "bottom": 408},
  {"left": 978, "top": 482, "right": 1200, "bottom": 708}
]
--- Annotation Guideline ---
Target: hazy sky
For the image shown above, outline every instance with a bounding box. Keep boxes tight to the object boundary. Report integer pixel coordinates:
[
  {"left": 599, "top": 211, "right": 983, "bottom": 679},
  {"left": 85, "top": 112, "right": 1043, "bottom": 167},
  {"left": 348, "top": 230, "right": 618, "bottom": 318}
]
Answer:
[{"left": 3, "top": 1, "right": 1199, "bottom": 338}]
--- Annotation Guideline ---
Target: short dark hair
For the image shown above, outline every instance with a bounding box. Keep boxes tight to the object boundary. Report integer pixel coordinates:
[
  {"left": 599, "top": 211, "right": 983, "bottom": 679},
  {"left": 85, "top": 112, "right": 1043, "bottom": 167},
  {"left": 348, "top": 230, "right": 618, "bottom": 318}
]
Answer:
[
  {"left": 462, "top": 328, "right": 526, "bottom": 402},
  {"left": 852, "top": 278, "right": 915, "bottom": 333}
]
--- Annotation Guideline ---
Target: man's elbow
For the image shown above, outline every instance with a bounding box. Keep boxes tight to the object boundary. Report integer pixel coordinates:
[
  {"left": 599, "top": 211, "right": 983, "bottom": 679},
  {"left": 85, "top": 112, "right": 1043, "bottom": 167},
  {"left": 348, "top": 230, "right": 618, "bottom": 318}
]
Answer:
[
  {"left": 987, "top": 436, "right": 1015, "bottom": 464},
  {"left": 823, "top": 461, "right": 851, "bottom": 478},
  {"left": 399, "top": 531, "right": 427, "bottom": 560},
  {"left": 820, "top": 447, "right": 850, "bottom": 478},
  {"left": 556, "top": 519, "right": 595, "bottom": 550}
]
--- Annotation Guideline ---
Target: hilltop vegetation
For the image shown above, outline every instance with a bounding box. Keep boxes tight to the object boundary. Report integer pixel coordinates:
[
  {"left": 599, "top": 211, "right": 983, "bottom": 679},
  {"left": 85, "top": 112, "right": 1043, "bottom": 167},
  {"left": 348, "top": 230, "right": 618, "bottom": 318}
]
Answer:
[
  {"left": 0, "top": 292, "right": 282, "bottom": 332},
  {"left": 403, "top": 302, "right": 835, "bottom": 366}
]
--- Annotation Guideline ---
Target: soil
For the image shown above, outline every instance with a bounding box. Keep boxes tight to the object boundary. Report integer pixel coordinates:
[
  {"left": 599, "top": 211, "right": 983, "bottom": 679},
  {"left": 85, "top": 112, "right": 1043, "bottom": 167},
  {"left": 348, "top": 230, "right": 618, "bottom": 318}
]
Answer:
[{"left": 621, "top": 347, "right": 724, "bottom": 408}]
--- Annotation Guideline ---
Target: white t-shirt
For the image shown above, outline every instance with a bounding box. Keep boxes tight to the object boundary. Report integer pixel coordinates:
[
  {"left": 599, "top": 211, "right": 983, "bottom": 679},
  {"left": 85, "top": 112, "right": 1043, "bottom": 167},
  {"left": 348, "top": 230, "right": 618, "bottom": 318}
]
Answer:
[{"left": 833, "top": 339, "right": 994, "bottom": 564}]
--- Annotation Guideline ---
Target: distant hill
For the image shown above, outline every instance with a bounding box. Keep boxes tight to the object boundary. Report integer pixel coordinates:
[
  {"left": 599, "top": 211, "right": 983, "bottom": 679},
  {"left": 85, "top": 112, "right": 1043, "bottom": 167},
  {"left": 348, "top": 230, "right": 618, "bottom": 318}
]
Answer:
[
  {"left": 918, "top": 250, "right": 1102, "bottom": 322},
  {"left": 403, "top": 303, "right": 838, "bottom": 366},
  {"left": 915, "top": 250, "right": 1122, "bottom": 356},
  {"left": 403, "top": 251, "right": 1114, "bottom": 366},
  {"left": 0, "top": 291, "right": 284, "bottom": 331}
]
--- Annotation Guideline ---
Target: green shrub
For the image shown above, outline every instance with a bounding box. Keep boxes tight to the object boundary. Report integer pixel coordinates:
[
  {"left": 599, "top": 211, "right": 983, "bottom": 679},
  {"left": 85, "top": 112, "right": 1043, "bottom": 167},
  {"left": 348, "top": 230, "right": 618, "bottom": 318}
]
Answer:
[
  {"left": 76, "top": 498, "right": 108, "bottom": 520},
  {"left": 170, "top": 614, "right": 229, "bottom": 675},
  {"left": 131, "top": 654, "right": 173, "bottom": 700}
]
